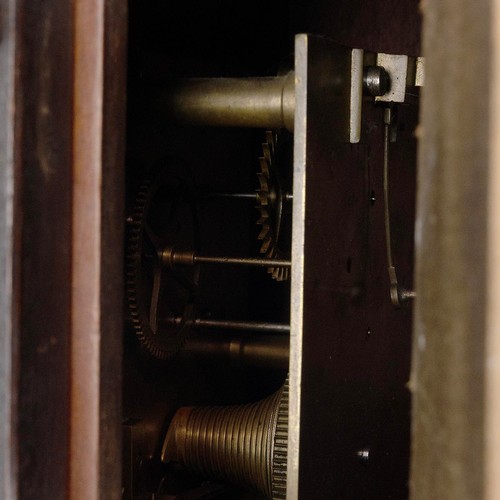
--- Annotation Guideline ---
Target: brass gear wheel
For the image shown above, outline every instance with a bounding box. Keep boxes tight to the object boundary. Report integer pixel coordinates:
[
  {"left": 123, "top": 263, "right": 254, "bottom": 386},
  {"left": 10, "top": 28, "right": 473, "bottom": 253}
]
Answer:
[
  {"left": 126, "top": 166, "right": 199, "bottom": 361},
  {"left": 256, "top": 130, "right": 292, "bottom": 281}
]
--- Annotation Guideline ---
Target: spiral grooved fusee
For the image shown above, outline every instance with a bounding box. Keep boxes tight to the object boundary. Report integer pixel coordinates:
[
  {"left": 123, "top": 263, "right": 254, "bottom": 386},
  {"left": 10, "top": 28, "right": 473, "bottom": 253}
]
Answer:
[{"left": 162, "top": 379, "right": 288, "bottom": 499}]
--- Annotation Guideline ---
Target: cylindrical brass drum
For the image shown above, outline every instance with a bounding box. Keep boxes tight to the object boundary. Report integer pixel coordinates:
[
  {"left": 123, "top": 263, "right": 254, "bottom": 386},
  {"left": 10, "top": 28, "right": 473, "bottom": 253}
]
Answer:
[
  {"left": 154, "top": 72, "right": 295, "bottom": 132},
  {"left": 162, "top": 378, "right": 289, "bottom": 499}
]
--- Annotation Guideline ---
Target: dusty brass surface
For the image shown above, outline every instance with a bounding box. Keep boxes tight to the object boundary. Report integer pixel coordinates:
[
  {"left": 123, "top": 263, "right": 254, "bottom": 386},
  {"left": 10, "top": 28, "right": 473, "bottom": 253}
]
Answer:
[{"left": 157, "top": 72, "right": 295, "bottom": 131}]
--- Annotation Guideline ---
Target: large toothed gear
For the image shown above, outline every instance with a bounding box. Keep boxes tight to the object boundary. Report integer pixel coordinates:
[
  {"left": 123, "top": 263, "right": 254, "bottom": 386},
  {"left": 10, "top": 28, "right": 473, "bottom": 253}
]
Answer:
[
  {"left": 126, "top": 166, "right": 199, "bottom": 361},
  {"left": 256, "top": 130, "right": 292, "bottom": 281}
]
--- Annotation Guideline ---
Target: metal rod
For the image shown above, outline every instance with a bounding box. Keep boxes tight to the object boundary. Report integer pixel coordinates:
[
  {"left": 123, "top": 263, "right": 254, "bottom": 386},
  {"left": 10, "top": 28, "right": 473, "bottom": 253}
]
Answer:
[
  {"left": 162, "top": 248, "right": 291, "bottom": 269},
  {"left": 208, "top": 192, "right": 294, "bottom": 202},
  {"left": 167, "top": 317, "right": 290, "bottom": 333},
  {"left": 184, "top": 333, "right": 290, "bottom": 370},
  {"left": 193, "top": 255, "right": 291, "bottom": 268},
  {"left": 153, "top": 72, "right": 295, "bottom": 132},
  {"left": 208, "top": 192, "right": 257, "bottom": 200}
]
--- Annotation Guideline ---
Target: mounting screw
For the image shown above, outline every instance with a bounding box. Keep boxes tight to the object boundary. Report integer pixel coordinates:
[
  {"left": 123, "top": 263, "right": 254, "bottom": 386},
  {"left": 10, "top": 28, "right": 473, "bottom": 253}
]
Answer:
[
  {"left": 363, "top": 66, "right": 390, "bottom": 96},
  {"left": 357, "top": 448, "right": 370, "bottom": 465}
]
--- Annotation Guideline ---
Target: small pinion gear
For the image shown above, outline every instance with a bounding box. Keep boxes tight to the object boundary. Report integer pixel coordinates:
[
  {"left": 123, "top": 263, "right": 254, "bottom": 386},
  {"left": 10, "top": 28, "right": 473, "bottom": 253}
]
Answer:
[
  {"left": 126, "top": 167, "right": 199, "bottom": 361},
  {"left": 256, "top": 130, "right": 292, "bottom": 281}
]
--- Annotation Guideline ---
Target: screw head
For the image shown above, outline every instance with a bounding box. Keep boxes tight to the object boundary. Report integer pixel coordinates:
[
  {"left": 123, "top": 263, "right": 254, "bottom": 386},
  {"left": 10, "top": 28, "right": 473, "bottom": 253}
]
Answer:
[
  {"left": 357, "top": 448, "right": 370, "bottom": 465},
  {"left": 363, "top": 66, "right": 390, "bottom": 96}
]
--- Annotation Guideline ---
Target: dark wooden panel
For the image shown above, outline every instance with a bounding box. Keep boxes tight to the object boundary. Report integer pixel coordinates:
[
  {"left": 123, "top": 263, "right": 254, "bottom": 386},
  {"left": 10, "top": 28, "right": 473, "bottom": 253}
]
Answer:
[
  {"left": 301, "top": 0, "right": 422, "bottom": 56},
  {"left": 16, "top": 2, "right": 74, "bottom": 499},
  {"left": 99, "top": 0, "right": 127, "bottom": 497},
  {"left": 2, "top": 1, "right": 128, "bottom": 498},
  {"left": 298, "top": 107, "right": 417, "bottom": 499},
  {"left": 291, "top": 37, "right": 418, "bottom": 498}
]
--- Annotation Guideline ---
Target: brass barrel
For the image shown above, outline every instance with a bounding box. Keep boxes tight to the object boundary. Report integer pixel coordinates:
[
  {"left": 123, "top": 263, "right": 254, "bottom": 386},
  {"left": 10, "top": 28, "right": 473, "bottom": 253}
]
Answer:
[
  {"left": 184, "top": 332, "right": 290, "bottom": 370},
  {"left": 162, "top": 378, "right": 289, "bottom": 499},
  {"left": 155, "top": 72, "right": 295, "bottom": 132}
]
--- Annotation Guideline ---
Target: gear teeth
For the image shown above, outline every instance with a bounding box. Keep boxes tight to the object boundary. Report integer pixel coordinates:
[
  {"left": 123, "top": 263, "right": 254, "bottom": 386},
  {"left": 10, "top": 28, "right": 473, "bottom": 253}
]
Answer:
[
  {"left": 255, "top": 131, "right": 290, "bottom": 282},
  {"left": 271, "top": 376, "right": 289, "bottom": 500},
  {"left": 266, "top": 130, "right": 275, "bottom": 153},
  {"left": 262, "top": 143, "right": 272, "bottom": 164},
  {"left": 257, "top": 191, "right": 270, "bottom": 205},
  {"left": 258, "top": 225, "right": 270, "bottom": 241},
  {"left": 266, "top": 245, "right": 276, "bottom": 259},
  {"left": 126, "top": 171, "right": 194, "bottom": 361},
  {"left": 282, "top": 269, "right": 290, "bottom": 281},
  {"left": 257, "top": 193, "right": 270, "bottom": 207},
  {"left": 259, "top": 157, "right": 270, "bottom": 178},
  {"left": 257, "top": 171, "right": 269, "bottom": 192},
  {"left": 261, "top": 237, "right": 273, "bottom": 254}
]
